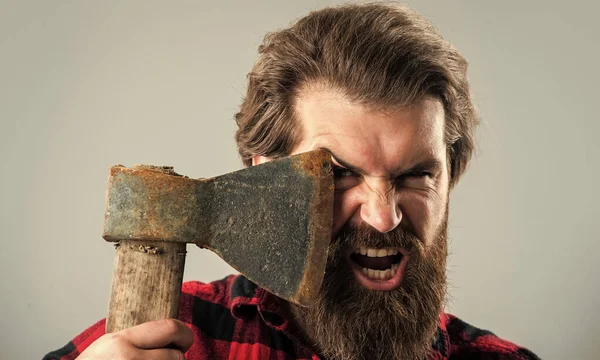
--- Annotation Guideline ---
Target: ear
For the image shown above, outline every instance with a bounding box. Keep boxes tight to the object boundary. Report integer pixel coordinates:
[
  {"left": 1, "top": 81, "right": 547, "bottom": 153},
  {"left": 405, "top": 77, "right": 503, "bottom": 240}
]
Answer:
[{"left": 251, "top": 155, "right": 273, "bottom": 166}]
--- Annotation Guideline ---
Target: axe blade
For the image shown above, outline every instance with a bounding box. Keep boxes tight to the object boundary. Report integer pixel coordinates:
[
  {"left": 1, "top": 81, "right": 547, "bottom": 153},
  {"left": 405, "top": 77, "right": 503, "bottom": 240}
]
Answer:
[
  {"left": 206, "top": 150, "right": 334, "bottom": 306},
  {"left": 103, "top": 149, "right": 334, "bottom": 306}
]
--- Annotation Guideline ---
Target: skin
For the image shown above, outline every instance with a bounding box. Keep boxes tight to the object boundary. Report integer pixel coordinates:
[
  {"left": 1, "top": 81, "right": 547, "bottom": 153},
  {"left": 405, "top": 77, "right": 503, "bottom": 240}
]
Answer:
[
  {"left": 76, "top": 319, "right": 193, "bottom": 360},
  {"left": 254, "top": 86, "right": 450, "bottom": 264}
]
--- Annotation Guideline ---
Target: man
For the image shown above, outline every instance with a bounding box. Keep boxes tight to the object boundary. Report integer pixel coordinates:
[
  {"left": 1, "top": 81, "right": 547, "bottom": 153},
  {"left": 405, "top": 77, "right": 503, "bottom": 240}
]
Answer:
[{"left": 45, "top": 3, "right": 539, "bottom": 360}]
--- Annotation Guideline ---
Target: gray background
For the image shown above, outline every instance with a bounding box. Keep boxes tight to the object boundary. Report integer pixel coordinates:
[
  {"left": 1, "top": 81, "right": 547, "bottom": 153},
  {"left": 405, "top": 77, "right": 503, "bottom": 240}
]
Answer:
[{"left": 1, "top": 1, "right": 598, "bottom": 359}]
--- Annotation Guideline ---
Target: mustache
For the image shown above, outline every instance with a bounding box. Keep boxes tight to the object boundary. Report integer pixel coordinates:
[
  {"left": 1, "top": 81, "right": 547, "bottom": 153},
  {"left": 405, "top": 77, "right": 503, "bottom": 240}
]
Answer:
[{"left": 329, "top": 223, "right": 423, "bottom": 259}]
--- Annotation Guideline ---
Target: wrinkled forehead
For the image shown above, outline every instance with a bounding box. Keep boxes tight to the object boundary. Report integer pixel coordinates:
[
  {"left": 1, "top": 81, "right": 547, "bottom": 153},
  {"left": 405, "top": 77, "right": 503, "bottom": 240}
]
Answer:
[
  {"left": 294, "top": 89, "right": 447, "bottom": 171},
  {"left": 296, "top": 86, "right": 445, "bottom": 135}
]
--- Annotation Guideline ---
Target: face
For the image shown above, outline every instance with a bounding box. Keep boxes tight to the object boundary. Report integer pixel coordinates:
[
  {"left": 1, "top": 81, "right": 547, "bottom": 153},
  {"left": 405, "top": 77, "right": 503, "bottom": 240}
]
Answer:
[{"left": 253, "top": 87, "right": 450, "bottom": 360}]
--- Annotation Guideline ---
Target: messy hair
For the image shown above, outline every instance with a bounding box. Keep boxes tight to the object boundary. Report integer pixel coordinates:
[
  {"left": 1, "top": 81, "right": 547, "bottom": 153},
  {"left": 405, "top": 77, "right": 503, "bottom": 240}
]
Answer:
[{"left": 235, "top": 2, "right": 479, "bottom": 187}]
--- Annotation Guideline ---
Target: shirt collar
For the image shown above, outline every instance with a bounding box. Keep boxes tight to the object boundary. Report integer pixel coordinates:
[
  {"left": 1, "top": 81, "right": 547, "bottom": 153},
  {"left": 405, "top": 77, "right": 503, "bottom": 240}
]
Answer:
[{"left": 229, "top": 275, "right": 289, "bottom": 330}]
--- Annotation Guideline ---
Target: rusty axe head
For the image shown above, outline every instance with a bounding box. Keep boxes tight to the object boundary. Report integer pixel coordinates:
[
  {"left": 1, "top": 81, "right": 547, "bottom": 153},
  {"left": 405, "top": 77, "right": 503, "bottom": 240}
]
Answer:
[{"left": 103, "top": 149, "right": 334, "bottom": 306}]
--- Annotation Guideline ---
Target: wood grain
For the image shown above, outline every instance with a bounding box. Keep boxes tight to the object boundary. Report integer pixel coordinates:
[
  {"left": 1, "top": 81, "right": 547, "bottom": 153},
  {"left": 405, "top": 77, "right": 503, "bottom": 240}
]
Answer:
[{"left": 106, "top": 240, "right": 186, "bottom": 333}]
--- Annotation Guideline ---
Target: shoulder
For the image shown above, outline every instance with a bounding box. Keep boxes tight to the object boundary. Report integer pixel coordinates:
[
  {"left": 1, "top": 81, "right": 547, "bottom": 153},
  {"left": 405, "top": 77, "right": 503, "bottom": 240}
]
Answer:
[
  {"left": 178, "top": 274, "right": 264, "bottom": 338},
  {"left": 180, "top": 274, "right": 252, "bottom": 310},
  {"left": 179, "top": 275, "right": 305, "bottom": 359},
  {"left": 441, "top": 313, "right": 540, "bottom": 359},
  {"left": 181, "top": 275, "right": 236, "bottom": 302},
  {"left": 177, "top": 275, "right": 241, "bottom": 328}
]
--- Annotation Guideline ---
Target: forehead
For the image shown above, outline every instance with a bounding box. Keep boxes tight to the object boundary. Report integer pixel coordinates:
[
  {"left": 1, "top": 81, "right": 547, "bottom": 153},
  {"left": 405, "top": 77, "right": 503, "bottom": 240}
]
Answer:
[{"left": 293, "top": 88, "right": 446, "bottom": 174}]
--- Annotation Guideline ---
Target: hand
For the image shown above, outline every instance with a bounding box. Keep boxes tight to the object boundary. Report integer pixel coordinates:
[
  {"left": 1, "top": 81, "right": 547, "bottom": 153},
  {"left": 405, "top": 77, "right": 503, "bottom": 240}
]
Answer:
[{"left": 77, "top": 319, "right": 193, "bottom": 359}]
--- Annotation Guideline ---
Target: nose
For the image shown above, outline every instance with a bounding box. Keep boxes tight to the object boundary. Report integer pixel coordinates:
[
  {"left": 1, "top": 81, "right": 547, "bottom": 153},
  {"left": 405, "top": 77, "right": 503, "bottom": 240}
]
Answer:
[{"left": 359, "top": 180, "right": 401, "bottom": 233}]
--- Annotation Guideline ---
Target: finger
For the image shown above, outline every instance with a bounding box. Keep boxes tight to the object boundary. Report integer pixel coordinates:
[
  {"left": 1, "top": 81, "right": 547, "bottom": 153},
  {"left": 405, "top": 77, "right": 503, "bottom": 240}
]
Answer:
[
  {"left": 120, "top": 319, "right": 194, "bottom": 351},
  {"left": 140, "top": 348, "right": 187, "bottom": 360}
]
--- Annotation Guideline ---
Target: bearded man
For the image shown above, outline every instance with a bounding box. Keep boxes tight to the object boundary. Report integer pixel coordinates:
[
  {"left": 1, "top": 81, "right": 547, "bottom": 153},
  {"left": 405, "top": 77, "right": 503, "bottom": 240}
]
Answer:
[{"left": 45, "top": 3, "right": 539, "bottom": 360}]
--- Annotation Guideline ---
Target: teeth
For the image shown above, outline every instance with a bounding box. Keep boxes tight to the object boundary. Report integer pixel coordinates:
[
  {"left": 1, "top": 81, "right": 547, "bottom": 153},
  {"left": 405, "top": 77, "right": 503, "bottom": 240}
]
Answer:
[
  {"left": 355, "top": 248, "right": 400, "bottom": 257},
  {"left": 354, "top": 248, "right": 404, "bottom": 281},
  {"left": 383, "top": 269, "right": 392, "bottom": 279},
  {"left": 360, "top": 262, "right": 402, "bottom": 280},
  {"left": 361, "top": 267, "right": 400, "bottom": 281},
  {"left": 374, "top": 270, "right": 381, "bottom": 280}
]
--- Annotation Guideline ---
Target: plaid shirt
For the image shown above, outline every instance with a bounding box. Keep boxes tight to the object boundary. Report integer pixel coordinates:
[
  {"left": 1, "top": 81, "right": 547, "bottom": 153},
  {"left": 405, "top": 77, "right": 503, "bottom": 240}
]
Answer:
[{"left": 44, "top": 275, "right": 539, "bottom": 359}]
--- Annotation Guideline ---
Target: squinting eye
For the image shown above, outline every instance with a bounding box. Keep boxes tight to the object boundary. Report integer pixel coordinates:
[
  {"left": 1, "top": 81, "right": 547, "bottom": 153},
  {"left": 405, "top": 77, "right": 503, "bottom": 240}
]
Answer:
[
  {"left": 397, "top": 170, "right": 432, "bottom": 189},
  {"left": 333, "top": 167, "right": 357, "bottom": 179},
  {"left": 405, "top": 171, "right": 431, "bottom": 178},
  {"left": 333, "top": 167, "right": 361, "bottom": 190}
]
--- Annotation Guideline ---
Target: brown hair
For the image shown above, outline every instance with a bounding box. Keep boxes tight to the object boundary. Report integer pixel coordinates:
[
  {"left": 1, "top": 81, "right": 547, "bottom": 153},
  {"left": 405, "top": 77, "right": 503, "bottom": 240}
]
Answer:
[{"left": 234, "top": 2, "right": 479, "bottom": 187}]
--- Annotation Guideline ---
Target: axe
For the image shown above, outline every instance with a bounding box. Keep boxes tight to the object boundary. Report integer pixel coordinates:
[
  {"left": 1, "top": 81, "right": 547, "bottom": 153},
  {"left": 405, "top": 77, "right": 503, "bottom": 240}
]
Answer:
[{"left": 102, "top": 149, "right": 334, "bottom": 332}]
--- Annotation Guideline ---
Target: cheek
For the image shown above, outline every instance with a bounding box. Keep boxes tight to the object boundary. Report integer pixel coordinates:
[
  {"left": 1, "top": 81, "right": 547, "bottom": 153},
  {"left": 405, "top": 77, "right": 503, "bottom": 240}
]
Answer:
[
  {"left": 399, "top": 192, "right": 447, "bottom": 246},
  {"left": 331, "top": 190, "right": 361, "bottom": 238}
]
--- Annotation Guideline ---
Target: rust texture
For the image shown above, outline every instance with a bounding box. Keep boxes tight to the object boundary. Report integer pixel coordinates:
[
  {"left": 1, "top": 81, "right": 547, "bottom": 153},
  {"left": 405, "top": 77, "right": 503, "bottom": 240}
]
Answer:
[
  {"left": 205, "top": 149, "right": 334, "bottom": 306},
  {"left": 103, "top": 165, "right": 209, "bottom": 243},
  {"left": 132, "top": 165, "right": 183, "bottom": 177},
  {"left": 103, "top": 149, "right": 334, "bottom": 306},
  {"left": 294, "top": 150, "right": 334, "bottom": 305}
]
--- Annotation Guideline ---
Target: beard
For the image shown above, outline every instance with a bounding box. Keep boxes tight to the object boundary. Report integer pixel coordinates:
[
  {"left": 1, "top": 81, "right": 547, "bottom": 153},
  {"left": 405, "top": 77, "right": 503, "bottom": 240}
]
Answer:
[{"left": 293, "top": 215, "right": 448, "bottom": 360}]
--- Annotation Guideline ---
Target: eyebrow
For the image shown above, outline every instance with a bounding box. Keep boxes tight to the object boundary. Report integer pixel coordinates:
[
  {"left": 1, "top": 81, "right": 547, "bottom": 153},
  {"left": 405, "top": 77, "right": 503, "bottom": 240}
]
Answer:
[
  {"left": 399, "top": 158, "right": 444, "bottom": 176},
  {"left": 321, "top": 147, "right": 444, "bottom": 177},
  {"left": 321, "top": 147, "right": 368, "bottom": 174}
]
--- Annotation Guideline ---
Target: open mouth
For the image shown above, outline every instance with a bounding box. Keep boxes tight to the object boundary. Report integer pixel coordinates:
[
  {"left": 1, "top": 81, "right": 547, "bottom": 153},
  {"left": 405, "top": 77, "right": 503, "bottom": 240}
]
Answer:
[{"left": 346, "top": 247, "right": 408, "bottom": 291}]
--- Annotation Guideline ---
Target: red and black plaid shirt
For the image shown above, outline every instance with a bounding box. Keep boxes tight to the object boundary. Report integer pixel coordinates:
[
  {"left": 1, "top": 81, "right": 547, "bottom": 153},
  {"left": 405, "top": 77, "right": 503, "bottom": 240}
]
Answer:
[{"left": 44, "top": 275, "right": 539, "bottom": 359}]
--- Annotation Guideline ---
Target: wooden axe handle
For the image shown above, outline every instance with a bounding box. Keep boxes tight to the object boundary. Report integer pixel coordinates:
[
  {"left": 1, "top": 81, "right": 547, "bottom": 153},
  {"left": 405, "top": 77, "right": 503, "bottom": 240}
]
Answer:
[{"left": 106, "top": 239, "right": 186, "bottom": 332}]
